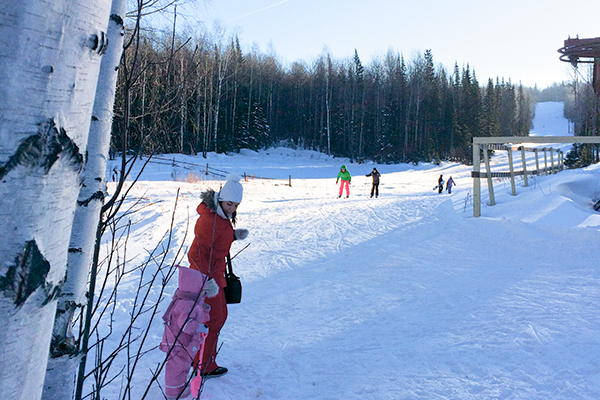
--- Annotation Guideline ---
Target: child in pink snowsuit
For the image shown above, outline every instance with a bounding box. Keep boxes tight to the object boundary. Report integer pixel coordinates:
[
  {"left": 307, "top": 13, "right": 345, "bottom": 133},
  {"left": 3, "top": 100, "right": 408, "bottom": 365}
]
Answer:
[{"left": 160, "top": 266, "right": 218, "bottom": 399}]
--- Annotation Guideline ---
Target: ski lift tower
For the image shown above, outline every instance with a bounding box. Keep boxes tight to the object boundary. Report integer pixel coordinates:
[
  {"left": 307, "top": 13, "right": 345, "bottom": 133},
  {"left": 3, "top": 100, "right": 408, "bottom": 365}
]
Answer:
[{"left": 558, "top": 36, "right": 600, "bottom": 95}]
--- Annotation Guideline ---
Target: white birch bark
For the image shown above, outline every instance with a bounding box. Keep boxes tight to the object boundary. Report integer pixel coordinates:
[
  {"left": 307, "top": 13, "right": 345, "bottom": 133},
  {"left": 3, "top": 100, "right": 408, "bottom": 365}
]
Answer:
[
  {"left": 41, "top": 0, "right": 126, "bottom": 398},
  {"left": 0, "top": 1, "right": 111, "bottom": 399},
  {"left": 211, "top": 29, "right": 231, "bottom": 153}
]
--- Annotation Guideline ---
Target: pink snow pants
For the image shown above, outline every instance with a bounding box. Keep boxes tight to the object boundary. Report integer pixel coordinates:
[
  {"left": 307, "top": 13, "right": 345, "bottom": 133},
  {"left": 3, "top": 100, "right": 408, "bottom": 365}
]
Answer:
[
  {"left": 338, "top": 180, "right": 350, "bottom": 196},
  {"left": 165, "top": 348, "right": 193, "bottom": 398}
]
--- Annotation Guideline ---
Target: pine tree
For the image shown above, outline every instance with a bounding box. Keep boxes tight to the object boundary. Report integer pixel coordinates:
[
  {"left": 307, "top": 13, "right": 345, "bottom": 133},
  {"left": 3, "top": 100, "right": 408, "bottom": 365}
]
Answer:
[
  {"left": 482, "top": 78, "right": 500, "bottom": 137},
  {"left": 516, "top": 83, "right": 532, "bottom": 136}
]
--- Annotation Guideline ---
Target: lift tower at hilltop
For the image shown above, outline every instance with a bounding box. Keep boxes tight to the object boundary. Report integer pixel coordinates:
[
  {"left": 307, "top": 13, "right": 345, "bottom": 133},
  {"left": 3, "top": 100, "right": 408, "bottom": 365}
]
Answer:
[{"left": 558, "top": 36, "right": 600, "bottom": 95}]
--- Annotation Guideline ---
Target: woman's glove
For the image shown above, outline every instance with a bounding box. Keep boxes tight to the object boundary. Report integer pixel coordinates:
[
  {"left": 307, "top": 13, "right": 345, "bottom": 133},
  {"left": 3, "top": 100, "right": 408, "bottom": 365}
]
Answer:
[
  {"left": 234, "top": 229, "right": 249, "bottom": 240},
  {"left": 202, "top": 278, "right": 219, "bottom": 298}
]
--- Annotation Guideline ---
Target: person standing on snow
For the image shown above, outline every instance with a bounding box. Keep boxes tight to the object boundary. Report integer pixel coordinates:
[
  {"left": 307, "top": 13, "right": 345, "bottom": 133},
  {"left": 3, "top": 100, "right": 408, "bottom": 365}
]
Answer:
[
  {"left": 160, "top": 267, "right": 218, "bottom": 399},
  {"left": 435, "top": 174, "right": 444, "bottom": 194},
  {"left": 365, "top": 167, "right": 381, "bottom": 198},
  {"left": 446, "top": 176, "right": 456, "bottom": 194},
  {"left": 188, "top": 174, "right": 249, "bottom": 379},
  {"left": 336, "top": 164, "right": 351, "bottom": 198}
]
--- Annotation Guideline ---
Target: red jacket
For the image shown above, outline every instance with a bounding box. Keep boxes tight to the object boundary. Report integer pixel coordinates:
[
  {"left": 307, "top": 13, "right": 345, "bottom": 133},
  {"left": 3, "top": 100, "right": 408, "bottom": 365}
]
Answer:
[{"left": 188, "top": 191, "right": 234, "bottom": 288}]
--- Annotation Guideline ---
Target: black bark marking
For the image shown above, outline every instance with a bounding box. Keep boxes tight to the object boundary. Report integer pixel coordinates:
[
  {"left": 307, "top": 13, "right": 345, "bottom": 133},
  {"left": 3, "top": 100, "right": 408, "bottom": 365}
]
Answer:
[
  {"left": 0, "top": 119, "right": 83, "bottom": 179},
  {"left": 50, "top": 299, "right": 80, "bottom": 357},
  {"left": 77, "top": 190, "right": 105, "bottom": 207},
  {"left": 110, "top": 13, "right": 124, "bottom": 28},
  {"left": 89, "top": 32, "right": 108, "bottom": 55},
  {"left": 0, "top": 240, "right": 62, "bottom": 307}
]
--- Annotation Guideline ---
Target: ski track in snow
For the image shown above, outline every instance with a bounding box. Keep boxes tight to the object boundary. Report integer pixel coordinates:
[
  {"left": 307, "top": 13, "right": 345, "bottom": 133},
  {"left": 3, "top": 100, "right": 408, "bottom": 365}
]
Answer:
[
  {"left": 208, "top": 199, "right": 600, "bottom": 400},
  {"left": 97, "top": 102, "right": 600, "bottom": 400}
]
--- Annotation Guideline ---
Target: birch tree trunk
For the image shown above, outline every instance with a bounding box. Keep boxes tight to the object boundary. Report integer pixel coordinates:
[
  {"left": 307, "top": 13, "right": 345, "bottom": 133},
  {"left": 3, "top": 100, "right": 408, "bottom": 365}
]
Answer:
[
  {"left": 325, "top": 55, "right": 333, "bottom": 156},
  {"left": 213, "top": 47, "right": 229, "bottom": 153},
  {"left": 202, "top": 57, "right": 212, "bottom": 157},
  {"left": 0, "top": 1, "right": 111, "bottom": 399},
  {"left": 41, "top": 1, "right": 125, "bottom": 399}
]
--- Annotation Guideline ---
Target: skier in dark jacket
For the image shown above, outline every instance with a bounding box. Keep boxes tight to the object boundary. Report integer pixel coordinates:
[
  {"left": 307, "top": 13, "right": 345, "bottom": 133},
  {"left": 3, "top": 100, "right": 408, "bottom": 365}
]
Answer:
[
  {"left": 365, "top": 168, "right": 381, "bottom": 198},
  {"left": 436, "top": 175, "right": 444, "bottom": 194}
]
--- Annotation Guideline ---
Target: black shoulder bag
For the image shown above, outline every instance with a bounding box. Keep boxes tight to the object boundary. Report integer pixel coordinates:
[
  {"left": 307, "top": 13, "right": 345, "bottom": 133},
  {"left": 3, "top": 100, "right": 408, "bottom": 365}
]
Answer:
[{"left": 224, "top": 253, "right": 242, "bottom": 304}]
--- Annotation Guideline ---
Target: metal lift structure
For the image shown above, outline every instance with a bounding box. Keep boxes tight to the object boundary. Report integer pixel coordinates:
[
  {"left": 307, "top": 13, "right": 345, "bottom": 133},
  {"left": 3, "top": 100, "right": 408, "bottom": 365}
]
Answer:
[{"left": 558, "top": 36, "right": 600, "bottom": 95}]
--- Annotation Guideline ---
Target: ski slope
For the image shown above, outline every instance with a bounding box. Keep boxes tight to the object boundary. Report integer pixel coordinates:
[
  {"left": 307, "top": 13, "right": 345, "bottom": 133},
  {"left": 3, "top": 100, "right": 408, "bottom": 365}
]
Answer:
[{"left": 98, "top": 102, "right": 600, "bottom": 400}]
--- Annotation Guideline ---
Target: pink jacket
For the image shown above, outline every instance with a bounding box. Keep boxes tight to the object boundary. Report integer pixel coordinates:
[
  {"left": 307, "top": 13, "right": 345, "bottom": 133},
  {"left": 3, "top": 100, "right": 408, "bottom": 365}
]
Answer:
[{"left": 160, "top": 266, "right": 211, "bottom": 357}]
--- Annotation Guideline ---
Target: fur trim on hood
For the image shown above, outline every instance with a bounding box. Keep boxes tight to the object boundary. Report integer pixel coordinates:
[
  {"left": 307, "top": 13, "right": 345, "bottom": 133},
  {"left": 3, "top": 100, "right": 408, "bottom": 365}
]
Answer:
[{"left": 200, "top": 189, "right": 237, "bottom": 224}]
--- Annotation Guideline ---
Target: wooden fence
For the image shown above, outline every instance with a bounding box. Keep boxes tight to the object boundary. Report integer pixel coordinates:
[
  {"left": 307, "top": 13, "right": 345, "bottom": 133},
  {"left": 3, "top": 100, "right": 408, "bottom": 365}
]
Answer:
[
  {"left": 472, "top": 136, "right": 600, "bottom": 217},
  {"left": 150, "top": 155, "right": 293, "bottom": 186}
]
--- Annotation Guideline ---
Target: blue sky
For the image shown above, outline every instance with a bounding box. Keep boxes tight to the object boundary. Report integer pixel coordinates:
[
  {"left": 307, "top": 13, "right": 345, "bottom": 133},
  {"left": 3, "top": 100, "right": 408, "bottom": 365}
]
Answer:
[{"left": 177, "top": 0, "right": 600, "bottom": 88}]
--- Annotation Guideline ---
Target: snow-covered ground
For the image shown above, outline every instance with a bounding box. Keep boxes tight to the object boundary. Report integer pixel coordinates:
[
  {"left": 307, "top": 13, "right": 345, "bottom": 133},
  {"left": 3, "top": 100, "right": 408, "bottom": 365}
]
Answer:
[{"left": 99, "top": 102, "right": 600, "bottom": 400}]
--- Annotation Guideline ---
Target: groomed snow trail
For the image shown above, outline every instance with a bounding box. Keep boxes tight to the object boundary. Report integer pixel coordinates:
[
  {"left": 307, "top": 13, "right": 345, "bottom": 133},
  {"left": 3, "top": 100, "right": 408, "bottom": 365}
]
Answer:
[
  {"left": 100, "top": 102, "right": 600, "bottom": 400},
  {"left": 207, "top": 188, "right": 599, "bottom": 400},
  {"left": 105, "top": 164, "right": 600, "bottom": 400}
]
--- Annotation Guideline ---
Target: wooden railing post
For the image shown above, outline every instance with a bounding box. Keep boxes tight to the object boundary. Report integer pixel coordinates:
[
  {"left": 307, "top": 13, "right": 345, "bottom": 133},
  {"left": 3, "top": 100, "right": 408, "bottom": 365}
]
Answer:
[
  {"left": 520, "top": 146, "right": 529, "bottom": 187},
  {"left": 507, "top": 146, "right": 516, "bottom": 196},
  {"left": 473, "top": 143, "right": 481, "bottom": 217},
  {"left": 483, "top": 144, "right": 495, "bottom": 206},
  {"left": 559, "top": 150, "right": 564, "bottom": 170}
]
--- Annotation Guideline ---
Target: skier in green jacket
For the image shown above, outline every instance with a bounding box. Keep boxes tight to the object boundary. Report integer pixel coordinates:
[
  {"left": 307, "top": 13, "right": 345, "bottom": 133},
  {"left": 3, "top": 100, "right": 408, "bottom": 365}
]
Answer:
[{"left": 336, "top": 165, "right": 351, "bottom": 198}]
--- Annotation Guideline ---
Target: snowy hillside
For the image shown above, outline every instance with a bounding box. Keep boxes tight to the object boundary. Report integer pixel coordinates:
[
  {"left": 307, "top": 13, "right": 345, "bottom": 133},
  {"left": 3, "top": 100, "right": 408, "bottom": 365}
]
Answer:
[{"left": 97, "top": 102, "right": 600, "bottom": 400}]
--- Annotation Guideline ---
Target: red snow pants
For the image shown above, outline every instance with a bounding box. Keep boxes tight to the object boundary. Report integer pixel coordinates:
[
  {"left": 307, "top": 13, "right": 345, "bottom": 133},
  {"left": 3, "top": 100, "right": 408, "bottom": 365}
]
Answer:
[{"left": 194, "top": 288, "right": 227, "bottom": 373}]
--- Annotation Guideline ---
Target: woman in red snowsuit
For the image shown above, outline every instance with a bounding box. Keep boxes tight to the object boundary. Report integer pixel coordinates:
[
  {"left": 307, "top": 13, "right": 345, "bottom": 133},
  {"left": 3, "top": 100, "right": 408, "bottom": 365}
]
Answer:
[{"left": 188, "top": 174, "right": 248, "bottom": 378}]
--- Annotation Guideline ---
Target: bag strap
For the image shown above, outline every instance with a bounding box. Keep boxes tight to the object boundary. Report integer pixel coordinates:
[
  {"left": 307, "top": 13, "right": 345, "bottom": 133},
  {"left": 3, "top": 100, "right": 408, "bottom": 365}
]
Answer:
[{"left": 226, "top": 252, "right": 234, "bottom": 276}]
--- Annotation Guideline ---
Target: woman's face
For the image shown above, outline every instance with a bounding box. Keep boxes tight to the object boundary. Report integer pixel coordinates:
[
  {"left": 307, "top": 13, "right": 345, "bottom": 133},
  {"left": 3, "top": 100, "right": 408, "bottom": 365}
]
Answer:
[{"left": 220, "top": 201, "right": 239, "bottom": 217}]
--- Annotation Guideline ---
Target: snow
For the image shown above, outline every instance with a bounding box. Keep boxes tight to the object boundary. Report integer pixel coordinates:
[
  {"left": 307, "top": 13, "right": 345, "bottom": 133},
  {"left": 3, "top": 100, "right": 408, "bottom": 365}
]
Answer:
[{"left": 99, "top": 102, "right": 600, "bottom": 400}]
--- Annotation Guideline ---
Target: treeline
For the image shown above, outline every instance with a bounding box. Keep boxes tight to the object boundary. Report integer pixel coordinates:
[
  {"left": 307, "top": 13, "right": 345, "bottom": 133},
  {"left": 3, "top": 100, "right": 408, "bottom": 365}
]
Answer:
[
  {"left": 112, "top": 29, "right": 535, "bottom": 164},
  {"left": 536, "top": 70, "right": 600, "bottom": 167}
]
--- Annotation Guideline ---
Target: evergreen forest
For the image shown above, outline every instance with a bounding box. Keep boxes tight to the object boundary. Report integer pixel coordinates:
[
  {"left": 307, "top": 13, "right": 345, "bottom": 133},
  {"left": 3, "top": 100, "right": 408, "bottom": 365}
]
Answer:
[{"left": 111, "top": 29, "right": 538, "bottom": 165}]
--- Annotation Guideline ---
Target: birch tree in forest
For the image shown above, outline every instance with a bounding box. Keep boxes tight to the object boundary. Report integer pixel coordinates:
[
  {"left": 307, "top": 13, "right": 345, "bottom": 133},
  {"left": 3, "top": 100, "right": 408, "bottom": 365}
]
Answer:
[
  {"left": 0, "top": 1, "right": 112, "bottom": 399},
  {"left": 41, "top": 1, "right": 127, "bottom": 399}
]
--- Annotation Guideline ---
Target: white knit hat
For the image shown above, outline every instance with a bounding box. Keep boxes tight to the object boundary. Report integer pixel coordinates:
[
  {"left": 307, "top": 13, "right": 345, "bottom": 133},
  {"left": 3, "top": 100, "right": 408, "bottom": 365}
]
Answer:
[{"left": 218, "top": 174, "right": 243, "bottom": 203}]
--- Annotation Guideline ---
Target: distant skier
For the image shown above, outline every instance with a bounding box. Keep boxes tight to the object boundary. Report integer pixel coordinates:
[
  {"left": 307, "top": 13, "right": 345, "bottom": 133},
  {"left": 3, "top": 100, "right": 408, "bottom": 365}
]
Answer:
[
  {"left": 434, "top": 175, "right": 444, "bottom": 194},
  {"left": 446, "top": 176, "right": 456, "bottom": 194},
  {"left": 365, "top": 167, "right": 381, "bottom": 198},
  {"left": 336, "top": 165, "right": 351, "bottom": 198}
]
